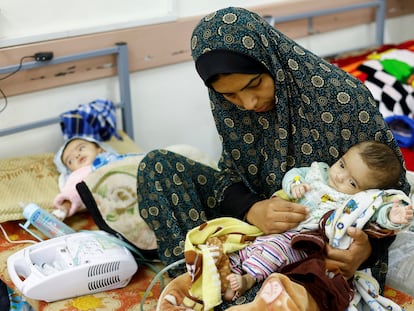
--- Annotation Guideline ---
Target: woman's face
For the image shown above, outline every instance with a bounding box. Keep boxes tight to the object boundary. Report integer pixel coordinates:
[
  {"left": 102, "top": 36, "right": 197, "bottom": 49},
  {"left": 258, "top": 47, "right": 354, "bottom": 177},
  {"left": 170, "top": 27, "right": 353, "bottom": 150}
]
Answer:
[{"left": 211, "top": 73, "right": 275, "bottom": 112}]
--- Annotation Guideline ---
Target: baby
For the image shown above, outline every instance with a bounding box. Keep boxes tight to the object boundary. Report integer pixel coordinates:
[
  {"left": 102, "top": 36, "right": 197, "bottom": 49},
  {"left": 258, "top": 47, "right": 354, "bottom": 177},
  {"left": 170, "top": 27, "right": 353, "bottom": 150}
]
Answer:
[
  {"left": 52, "top": 136, "right": 128, "bottom": 219},
  {"left": 224, "top": 141, "right": 413, "bottom": 300}
]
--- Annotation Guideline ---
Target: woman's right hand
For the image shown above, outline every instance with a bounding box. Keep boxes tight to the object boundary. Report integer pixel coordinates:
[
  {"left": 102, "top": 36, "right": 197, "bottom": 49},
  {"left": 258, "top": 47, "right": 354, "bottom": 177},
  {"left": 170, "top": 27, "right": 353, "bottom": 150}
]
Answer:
[
  {"left": 324, "top": 227, "right": 371, "bottom": 279},
  {"left": 245, "top": 196, "right": 309, "bottom": 234}
]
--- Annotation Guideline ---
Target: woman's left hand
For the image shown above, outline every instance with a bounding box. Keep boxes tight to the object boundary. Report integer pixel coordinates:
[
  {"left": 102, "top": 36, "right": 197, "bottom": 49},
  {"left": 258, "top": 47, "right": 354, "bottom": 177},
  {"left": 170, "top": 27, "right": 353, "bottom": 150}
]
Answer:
[{"left": 324, "top": 227, "right": 371, "bottom": 279}]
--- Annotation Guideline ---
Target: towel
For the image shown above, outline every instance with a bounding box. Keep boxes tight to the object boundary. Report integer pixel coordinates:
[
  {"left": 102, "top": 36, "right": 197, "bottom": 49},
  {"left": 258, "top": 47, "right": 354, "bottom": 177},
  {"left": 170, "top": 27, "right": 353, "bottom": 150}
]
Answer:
[{"left": 184, "top": 217, "right": 263, "bottom": 311}]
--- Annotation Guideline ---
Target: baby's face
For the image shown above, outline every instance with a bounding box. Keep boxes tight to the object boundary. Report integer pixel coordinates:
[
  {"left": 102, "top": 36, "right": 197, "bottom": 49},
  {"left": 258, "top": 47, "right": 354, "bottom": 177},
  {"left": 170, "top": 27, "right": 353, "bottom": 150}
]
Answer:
[
  {"left": 328, "top": 146, "right": 376, "bottom": 195},
  {"left": 62, "top": 139, "right": 103, "bottom": 172}
]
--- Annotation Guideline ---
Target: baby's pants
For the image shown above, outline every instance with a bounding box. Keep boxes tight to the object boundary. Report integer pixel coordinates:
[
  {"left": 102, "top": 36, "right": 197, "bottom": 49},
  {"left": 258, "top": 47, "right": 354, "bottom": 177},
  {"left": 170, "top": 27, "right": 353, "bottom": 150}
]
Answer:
[{"left": 228, "top": 231, "right": 307, "bottom": 281}]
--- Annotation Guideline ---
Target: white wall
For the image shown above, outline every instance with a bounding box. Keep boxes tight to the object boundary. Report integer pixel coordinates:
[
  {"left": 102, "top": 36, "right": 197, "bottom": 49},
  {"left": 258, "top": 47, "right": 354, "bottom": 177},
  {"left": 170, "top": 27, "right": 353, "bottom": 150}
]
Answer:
[
  {"left": 0, "top": 1, "right": 413, "bottom": 161},
  {"left": 0, "top": 0, "right": 282, "bottom": 47},
  {"left": 0, "top": 0, "right": 177, "bottom": 47},
  {"left": 133, "top": 13, "right": 414, "bottom": 163}
]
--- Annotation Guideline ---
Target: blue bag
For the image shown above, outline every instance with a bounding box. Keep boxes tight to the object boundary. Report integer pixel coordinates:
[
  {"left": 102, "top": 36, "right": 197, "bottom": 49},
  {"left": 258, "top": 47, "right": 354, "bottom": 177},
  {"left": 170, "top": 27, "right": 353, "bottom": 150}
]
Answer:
[{"left": 59, "top": 99, "right": 121, "bottom": 141}]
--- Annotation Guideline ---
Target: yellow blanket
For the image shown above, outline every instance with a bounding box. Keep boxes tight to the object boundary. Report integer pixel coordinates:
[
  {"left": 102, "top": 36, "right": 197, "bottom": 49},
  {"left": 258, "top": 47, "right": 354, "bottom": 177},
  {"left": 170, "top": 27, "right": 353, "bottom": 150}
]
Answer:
[{"left": 184, "top": 217, "right": 263, "bottom": 311}]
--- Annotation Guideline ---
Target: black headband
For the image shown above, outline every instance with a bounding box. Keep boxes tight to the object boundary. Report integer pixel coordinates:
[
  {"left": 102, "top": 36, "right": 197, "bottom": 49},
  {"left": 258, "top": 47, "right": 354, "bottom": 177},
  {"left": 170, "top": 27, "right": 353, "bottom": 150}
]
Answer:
[{"left": 195, "top": 49, "right": 269, "bottom": 86}]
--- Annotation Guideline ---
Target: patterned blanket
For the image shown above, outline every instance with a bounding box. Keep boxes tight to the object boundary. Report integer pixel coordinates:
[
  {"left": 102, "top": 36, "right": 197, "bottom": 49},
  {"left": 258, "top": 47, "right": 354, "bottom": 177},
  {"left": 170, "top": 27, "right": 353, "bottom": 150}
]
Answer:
[{"left": 83, "top": 154, "right": 158, "bottom": 250}]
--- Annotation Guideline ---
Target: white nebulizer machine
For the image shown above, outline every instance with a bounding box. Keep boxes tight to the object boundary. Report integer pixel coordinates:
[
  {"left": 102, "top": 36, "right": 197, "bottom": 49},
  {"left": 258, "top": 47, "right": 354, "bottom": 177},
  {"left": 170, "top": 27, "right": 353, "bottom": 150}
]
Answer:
[{"left": 7, "top": 230, "right": 138, "bottom": 302}]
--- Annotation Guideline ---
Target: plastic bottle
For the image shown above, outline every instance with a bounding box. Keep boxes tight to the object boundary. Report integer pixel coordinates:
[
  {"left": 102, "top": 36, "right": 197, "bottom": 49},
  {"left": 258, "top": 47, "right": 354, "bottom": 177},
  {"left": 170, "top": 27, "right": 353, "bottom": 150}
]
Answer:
[
  {"left": 21, "top": 203, "right": 75, "bottom": 240},
  {"left": 298, "top": 190, "right": 321, "bottom": 209}
]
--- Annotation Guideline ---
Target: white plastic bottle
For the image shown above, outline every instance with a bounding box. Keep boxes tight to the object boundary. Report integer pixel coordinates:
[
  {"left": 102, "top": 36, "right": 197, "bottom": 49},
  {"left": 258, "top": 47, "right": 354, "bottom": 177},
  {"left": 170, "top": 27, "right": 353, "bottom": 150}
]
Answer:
[
  {"left": 21, "top": 203, "right": 75, "bottom": 240},
  {"left": 298, "top": 190, "right": 321, "bottom": 209}
]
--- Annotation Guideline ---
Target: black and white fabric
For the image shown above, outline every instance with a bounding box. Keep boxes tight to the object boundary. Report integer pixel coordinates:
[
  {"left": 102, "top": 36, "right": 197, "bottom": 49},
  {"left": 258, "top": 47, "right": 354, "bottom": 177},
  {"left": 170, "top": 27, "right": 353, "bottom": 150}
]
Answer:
[{"left": 358, "top": 59, "right": 414, "bottom": 118}]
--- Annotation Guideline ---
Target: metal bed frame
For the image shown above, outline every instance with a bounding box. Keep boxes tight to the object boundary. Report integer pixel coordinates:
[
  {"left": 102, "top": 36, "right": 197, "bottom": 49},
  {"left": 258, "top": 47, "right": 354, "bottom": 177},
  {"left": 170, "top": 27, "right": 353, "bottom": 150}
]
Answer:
[
  {"left": 264, "top": 0, "right": 386, "bottom": 48},
  {"left": 0, "top": 1, "right": 387, "bottom": 141},
  {"left": 0, "top": 42, "right": 134, "bottom": 139}
]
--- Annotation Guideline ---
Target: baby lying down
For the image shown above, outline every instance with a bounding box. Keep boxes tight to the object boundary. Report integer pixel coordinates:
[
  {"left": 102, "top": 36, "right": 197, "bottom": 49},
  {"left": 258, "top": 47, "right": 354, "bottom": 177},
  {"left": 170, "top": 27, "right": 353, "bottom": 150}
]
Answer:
[{"left": 52, "top": 136, "right": 133, "bottom": 219}]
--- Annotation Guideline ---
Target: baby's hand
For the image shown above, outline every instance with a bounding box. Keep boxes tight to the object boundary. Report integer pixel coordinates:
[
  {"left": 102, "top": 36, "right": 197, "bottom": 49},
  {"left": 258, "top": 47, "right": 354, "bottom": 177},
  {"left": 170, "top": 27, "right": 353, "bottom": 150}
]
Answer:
[
  {"left": 389, "top": 199, "right": 414, "bottom": 225},
  {"left": 291, "top": 183, "right": 311, "bottom": 199},
  {"left": 52, "top": 200, "right": 71, "bottom": 220},
  {"left": 52, "top": 209, "right": 68, "bottom": 221}
]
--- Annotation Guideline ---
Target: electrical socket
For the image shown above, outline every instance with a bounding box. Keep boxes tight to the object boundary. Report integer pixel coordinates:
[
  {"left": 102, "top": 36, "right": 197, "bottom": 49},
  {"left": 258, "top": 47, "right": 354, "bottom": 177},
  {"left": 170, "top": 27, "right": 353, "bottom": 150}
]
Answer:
[{"left": 34, "top": 52, "right": 54, "bottom": 62}]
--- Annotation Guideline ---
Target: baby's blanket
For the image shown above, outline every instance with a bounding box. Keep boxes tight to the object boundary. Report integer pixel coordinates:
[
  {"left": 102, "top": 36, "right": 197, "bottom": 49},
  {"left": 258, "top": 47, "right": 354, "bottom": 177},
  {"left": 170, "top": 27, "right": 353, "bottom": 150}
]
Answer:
[
  {"left": 324, "top": 189, "right": 411, "bottom": 311},
  {"left": 184, "top": 217, "right": 263, "bottom": 311},
  {"left": 83, "top": 154, "right": 158, "bottom": 250},
  {"left": 325, "top": 189, "right": 410, "bottom": 249}
]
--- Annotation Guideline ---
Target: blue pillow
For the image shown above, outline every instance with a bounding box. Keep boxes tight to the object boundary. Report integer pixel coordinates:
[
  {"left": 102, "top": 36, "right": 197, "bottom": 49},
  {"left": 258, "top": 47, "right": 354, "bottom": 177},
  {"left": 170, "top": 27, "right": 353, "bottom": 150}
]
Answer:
[{"left": 385, "top": 115, "right": 414, "bottom": 148}]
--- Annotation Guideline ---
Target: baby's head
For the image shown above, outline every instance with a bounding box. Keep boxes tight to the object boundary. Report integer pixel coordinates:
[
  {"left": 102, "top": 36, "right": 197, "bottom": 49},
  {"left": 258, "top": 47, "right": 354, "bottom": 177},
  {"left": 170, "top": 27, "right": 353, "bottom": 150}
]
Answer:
[
  {"left": 328, "top": 141, "right": 402, "bottom": 195},
  {"left": 61, "top": 138, "right": 103, "bottom": 172},
  {"left": 54, "top": 136, "right": 116, "bottom": 178}
]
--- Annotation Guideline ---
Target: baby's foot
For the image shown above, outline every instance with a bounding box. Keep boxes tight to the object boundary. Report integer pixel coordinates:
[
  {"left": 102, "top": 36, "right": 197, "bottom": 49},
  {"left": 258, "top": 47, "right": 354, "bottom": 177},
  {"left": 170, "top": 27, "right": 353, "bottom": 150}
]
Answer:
[
  {"left": 224, "top": 273, "right": 256, "bottom": 301},
  {"left": 227, "top": 274, "right": 244, "bottom": 292}
]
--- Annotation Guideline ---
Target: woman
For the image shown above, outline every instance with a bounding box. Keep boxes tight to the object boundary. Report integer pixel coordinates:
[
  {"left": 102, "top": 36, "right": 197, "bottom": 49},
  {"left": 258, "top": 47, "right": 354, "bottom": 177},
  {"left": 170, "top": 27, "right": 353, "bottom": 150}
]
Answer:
[{"left": 137, "top": 6, "right": 409, "bottom": 310}]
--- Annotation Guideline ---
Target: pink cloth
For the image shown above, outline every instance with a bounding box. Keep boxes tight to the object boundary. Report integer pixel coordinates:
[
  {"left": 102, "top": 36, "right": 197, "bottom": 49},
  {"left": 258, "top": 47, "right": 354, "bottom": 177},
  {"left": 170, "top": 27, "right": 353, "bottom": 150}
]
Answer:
[{"left": 53, "top": 165, "right": 92, "bottom": 216}]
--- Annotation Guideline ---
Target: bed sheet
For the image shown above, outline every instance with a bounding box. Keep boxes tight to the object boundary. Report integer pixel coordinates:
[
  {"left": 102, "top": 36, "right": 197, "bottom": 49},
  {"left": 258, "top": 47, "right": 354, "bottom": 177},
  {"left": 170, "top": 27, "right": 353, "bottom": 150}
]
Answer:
[
  {"left": 1, "top": 133, "right": 413, "bottom": 310},
  {"left": 0, "top": 130, "right": 142, "bottom": 224},
  {"left": 329, "top": 40, "right": 414, "bottom": 171},
  {"left": 0, "top": 130, "right": 171, "bottom": 310},
  {"left": 0, "top": 212, "right": 171, "bottom": 311}
]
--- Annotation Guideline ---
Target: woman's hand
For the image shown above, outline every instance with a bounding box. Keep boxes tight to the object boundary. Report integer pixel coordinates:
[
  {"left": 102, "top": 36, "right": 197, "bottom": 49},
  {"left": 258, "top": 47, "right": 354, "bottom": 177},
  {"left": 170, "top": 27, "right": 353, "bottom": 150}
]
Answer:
[
  {"left": 245, "top": 196, "right": 309, "bottom": 234},
  {"left": 324, "top": 227, "right": 371, "bottom": 279}
]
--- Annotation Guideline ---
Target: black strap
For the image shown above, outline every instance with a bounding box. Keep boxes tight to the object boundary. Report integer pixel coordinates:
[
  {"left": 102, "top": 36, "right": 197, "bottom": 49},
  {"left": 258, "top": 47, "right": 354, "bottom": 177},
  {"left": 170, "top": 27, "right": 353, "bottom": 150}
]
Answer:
[{"left": 76, "top": 181, "right": 158, "bottom": 261}]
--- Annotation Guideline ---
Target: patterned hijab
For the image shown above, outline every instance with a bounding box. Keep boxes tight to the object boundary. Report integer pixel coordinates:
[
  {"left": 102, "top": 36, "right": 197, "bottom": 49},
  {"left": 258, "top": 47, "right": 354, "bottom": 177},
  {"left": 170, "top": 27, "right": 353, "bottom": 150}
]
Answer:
[{"left": 191, "top": 7, "right": 408, "bottom": 199}]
